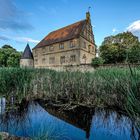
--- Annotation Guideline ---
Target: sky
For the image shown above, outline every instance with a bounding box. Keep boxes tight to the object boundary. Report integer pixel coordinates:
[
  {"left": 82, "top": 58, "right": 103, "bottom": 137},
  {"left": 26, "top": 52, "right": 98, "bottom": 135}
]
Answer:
[{"left": 0, "top": 0, "right": 140, "bottom": 51}]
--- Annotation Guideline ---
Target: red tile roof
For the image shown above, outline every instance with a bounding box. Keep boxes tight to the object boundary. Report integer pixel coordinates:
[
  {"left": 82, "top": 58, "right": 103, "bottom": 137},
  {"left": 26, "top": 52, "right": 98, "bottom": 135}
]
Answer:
[{"left": 33, "top": 20, "right": 86, "bottom": 49}]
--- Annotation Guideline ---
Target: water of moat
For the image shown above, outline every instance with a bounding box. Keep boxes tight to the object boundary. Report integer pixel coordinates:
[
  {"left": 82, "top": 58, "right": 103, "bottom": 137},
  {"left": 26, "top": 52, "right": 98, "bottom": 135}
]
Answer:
[{"left": 0, "top": 98, "right": 139, "bottom": 140}]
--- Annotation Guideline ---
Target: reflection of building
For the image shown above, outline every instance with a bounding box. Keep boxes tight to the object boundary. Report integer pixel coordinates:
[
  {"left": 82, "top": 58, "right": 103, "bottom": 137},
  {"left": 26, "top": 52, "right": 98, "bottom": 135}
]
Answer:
[
  {"left": 45, "top": 105, "right": 93, "bottom": 139},
  {"left": 0, "top": 98, "right": 6, "bottom": 114},
  {"left": 20, "top": 12, "right": 96, "bottom": 68}
]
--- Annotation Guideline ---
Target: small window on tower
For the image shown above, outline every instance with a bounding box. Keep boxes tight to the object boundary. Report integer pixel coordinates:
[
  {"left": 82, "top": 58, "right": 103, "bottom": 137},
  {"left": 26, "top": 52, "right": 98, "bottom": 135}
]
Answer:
[
  {"left": 34, "top": 50, "right": 38, "bottom": 56},
  {"left": 35, "top": 59, "right": 38, "bottom": 65}
]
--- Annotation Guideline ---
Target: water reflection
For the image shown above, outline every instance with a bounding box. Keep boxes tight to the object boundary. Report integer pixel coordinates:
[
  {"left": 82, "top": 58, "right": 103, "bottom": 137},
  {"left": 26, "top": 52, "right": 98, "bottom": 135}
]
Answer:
[
  {"left": 0, "top": 100, "right": 139, "bottom": 140},
  {"left": 0, "top": 98, "right": 6, "bottom": 114}
]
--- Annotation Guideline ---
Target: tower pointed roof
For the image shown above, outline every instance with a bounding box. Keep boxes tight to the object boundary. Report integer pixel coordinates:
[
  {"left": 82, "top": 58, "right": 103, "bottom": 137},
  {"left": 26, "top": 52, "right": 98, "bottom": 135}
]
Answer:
[{"left": 21, "top": 44, "right": 33, "bottom": 59}]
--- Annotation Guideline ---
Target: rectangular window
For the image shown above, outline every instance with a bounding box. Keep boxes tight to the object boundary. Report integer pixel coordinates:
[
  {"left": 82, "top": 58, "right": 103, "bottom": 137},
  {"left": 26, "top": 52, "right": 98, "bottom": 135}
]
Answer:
[
  {"left": 59, "top": 43, "right": 64, "bottom": 49},
  {"left": 49, "top": 57, "right": 55, "bottom": 64},
  {"left": 70, "top": 55, "right": 76, "bottom": 62},
  {"left": 70, "top": 40, "right": 75, "bottom": 48},
  {"left": 60, "top": 56, "right": 65, "bottom": 64},
  {"left": 49, "top": 46, "right": 54, "bottom": 51}
]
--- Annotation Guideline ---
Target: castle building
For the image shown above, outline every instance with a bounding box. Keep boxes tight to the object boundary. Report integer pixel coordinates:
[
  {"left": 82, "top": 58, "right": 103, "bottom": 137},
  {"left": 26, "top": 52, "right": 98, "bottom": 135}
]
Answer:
[{"left": 20, "top": 12, "right": 96, "bottom": 68}]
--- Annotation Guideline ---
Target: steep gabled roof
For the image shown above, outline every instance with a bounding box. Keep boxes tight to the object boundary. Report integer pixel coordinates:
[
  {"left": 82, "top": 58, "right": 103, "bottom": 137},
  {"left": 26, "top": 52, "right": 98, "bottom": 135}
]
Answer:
[
  {"left": 21, "top": 44, "right": 33, "bottom": 59},
  {"left": 33, "top": 20, "right": 87, "bottom": 49}
]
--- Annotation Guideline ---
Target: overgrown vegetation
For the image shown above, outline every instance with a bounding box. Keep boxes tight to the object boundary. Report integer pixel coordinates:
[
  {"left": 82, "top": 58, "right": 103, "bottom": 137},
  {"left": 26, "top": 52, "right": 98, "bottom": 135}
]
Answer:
[
  {"left": 0, "top": 67, "right": 140, "bottom": 125},
  {"left": 91, "top": 57, "right": 104, "bottom": 67},
  {"left": 0, "top": 45, "right": 21, "bottom": 67},
  {"left": 100, "top": 32, "right": 140, "bottom": 64}
]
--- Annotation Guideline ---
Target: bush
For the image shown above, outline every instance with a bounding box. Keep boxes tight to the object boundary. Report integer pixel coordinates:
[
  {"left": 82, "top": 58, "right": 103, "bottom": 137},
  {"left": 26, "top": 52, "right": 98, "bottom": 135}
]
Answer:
[{"left": 91, "top": 57, "right": 104, "bottom": 67}]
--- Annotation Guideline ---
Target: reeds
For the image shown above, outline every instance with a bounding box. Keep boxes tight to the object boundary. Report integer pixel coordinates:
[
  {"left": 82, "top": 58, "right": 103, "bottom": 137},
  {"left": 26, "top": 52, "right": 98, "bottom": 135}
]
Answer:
[{"left": 0, "top": 67, "right": 140, "bottom": 124}]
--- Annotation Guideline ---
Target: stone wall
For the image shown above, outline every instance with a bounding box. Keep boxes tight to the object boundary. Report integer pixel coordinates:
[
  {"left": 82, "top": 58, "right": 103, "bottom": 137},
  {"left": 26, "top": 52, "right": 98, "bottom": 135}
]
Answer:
[
  {"left": 44, "top": 63, "right": 140, "bottom": 72},
  {"left": 98, "top": 63, "right": 140, "bottom": 68},
  {"left": 45, "top": 64, "right": 95, "bottom": 72},
  {"left": 20, "top": 59, "right": 34, "bottom": 68}
]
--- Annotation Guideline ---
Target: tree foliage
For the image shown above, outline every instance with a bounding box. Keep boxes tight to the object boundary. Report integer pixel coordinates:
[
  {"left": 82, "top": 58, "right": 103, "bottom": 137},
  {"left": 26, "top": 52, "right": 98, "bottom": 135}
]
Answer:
[
  {"left": 100, "top": 32, "right": 140, "bottom": 63},
  {"left": 91, "top": 57, "right": 104, "bottom": 67},
  {"left": 0, "top": 45, "right": 21, "bottom": 67}
]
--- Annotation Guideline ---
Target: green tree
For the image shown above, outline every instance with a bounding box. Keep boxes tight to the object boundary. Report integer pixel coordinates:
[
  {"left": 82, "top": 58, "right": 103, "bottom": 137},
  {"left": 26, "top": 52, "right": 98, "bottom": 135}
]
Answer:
[
  {"left": 91, "top": 57, "right": 104, "bottom": 67},
  {"left": 0, "top": 45, "right": 21, "bottom": 67},
  {"left": 100, "top": 32, "right": 140, "bottom": 64},
  {"left": 128, "top": 44, "right": 140, "bottom": 63}
]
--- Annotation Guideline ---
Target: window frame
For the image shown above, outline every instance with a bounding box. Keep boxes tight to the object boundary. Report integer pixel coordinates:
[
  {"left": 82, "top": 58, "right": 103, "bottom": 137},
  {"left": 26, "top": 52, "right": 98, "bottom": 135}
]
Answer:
[
  {"left": 70, "top": 55, "right": 76, "bottom": 62},
  {"left": 59, "top": 43, "right": 64, "bottom": 50},
  {"left": 60, "top": 56, "right": 65, "bottom": 64},
  {"left": 49, "top": 57, "right": 55, "bottom": 64}
]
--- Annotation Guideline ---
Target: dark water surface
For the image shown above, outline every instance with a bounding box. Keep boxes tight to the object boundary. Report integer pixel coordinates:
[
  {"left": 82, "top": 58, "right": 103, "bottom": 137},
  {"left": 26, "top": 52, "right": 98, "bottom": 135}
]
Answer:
[{"left": 0, "top": 98, "right": 139, "bottom": 140}]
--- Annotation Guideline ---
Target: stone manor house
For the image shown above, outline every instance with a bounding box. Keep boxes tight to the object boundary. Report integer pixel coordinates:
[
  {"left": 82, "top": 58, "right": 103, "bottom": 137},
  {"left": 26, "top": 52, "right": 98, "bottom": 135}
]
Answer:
[{"left": 20, "top": 12, "right": 96, "bottom": 68}]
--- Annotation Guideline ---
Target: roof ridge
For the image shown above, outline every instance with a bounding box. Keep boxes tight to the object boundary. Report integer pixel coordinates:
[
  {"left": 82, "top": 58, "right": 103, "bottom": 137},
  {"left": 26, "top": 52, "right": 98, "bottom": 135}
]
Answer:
[{"left": 33, "top": 19, "right": 87, "bottom": 49}]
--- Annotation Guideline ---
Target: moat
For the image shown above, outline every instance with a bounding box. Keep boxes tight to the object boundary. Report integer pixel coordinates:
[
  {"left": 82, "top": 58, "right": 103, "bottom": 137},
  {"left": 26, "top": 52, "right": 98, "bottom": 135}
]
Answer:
[{"left": 0, "top": 98, "right": 139, "bottom": 140}]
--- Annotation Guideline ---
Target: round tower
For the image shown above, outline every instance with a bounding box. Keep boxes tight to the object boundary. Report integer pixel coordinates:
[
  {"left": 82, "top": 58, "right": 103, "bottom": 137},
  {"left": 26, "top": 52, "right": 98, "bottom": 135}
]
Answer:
[{"left": 20, "top": 43, "right": 34, "bottom": 68}]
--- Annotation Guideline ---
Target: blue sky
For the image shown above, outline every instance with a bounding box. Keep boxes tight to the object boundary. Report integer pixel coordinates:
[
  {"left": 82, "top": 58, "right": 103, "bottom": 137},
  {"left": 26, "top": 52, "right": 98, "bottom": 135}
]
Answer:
[{"left": 0, "top": 0, "right": 140, "bottom": 51}]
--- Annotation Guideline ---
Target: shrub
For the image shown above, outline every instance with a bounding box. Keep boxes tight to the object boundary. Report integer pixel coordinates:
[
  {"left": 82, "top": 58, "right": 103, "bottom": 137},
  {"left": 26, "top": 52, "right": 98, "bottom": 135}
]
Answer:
[{"left": 91, "top": 57, "right": 104, "bottom": 67}]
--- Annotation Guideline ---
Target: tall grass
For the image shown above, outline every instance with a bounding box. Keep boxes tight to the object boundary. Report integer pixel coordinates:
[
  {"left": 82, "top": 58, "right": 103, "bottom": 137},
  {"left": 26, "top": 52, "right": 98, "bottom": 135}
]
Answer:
[{"left": 0, "top": 67, "right": 140, "bottom": 124}]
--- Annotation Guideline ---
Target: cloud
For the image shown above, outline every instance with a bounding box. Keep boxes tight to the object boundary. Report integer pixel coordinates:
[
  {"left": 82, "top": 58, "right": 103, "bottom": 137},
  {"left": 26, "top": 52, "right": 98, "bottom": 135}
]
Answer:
[
  {"left": 14, "top": 37, "right": 40, "bottom": 43},
  {"left": 112, "top": 28, "right": 118, "bottom": 33},
  {"left": 0, "top": 34, "right": 39, "bottom": 43},
  {"left": 126, "top": 20, "right": 140, "bottom": 39},
  {"left": 0, "top": 0, "right": 33, "bottom": 31},
  {"left": 0, "top": 35, "right": 10, "bottom": 41}
]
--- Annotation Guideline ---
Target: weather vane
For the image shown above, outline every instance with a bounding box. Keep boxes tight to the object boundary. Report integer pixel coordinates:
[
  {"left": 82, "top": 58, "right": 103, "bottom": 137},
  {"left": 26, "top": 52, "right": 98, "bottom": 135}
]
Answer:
[{"left": 88, "top": 6, "right": 91, "bottom": 12}]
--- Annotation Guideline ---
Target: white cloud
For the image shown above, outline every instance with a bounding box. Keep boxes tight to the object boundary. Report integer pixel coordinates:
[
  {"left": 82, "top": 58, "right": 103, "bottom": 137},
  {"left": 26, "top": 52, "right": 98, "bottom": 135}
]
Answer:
[
  {"left": 127, "top": 20, "right": 140, "bottom": 32},
  {"left": 15, "top": 37, "right": 40, "bottom": 43},
  {"left": 112, "top": 28, "right": 118, "bottom": 33},
  {"left": 126, "top": 20, "right": 140, "bottom": 40},
  {"left": 0, "top": 35, "right": 40, "bottom": 43}
]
